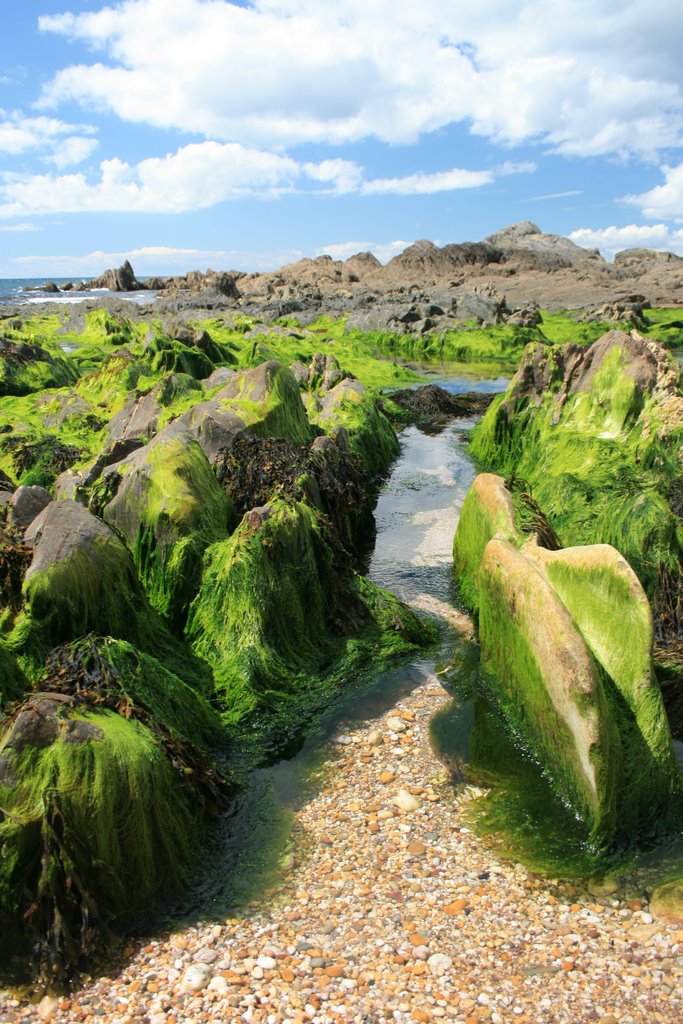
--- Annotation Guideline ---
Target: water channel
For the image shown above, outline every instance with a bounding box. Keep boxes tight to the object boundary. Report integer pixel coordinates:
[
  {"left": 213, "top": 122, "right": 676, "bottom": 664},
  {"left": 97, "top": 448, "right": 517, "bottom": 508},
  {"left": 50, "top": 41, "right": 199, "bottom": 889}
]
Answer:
[{"left": 175, "top": 371, "right": 682, "bottom": 927}]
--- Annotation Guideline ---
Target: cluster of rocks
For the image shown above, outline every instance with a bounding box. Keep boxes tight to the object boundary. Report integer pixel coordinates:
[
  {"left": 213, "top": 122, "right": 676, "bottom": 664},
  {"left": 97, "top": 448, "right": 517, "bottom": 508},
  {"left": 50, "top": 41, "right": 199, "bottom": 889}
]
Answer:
[{"left": 38, "top": 222, "right": 683, "bottom": 322}]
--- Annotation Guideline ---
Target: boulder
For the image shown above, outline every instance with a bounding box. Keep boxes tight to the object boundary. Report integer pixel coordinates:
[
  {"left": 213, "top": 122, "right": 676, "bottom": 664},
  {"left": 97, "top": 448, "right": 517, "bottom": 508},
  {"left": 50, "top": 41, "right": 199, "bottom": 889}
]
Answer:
[
  {"left": 21, "top": 499, "right": 145, "bottom": 648},
  {"left": 313, "top": 377, "right": 399, "bottom": 477},
  {"left": 453, "top": 472, "right": 681, "bottom": 846},
  {"left": 105, "top": 390, "right": 162, "bottom": 445},
  {"left": 96, "top": 421, "right": 235, "bottom": 624},
  {"left": 216, "top": 360, "right": 313, "bottom": 445},
  {"left": 88, "top": 259, "right": 144, "bottom": 292},
  {"left": 10, "top": 485, "right": 52, "bottom": 530}
]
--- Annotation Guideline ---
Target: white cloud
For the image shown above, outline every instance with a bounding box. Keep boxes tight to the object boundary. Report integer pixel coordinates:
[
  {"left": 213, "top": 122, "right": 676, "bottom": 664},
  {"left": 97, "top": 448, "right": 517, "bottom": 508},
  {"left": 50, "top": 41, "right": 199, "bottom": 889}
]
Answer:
[
  {"left": 36, "top": 0, "right": 683, "bottom": 159},
  {"left": 532, "top": 190, "right": 583, "bottom": 201},
  {"left": 0, "top": 113, "right": 97, "bottom": 166},
  {"left": 9, "top": 244, "right": 307, "bottom": 276},
  {"left": 624, "top": 163, "right": 683, "bottom": 221},
  {"left": 316, "top": 239, "right": 409, "bottom": 264},
  {"left": 568, "top": 223, "right": 683, "bottom": 260},
  {"left": 0, "top": 222, "right": 40, "bottom": 233},
  {"left": 0, "top": 139, "right": 504, "bottom": 216},
  {"left": 0, "top": 142, "right": 302, "bottom": 217},
  {"left": 362, "top": 168, "right": 493, "bottom": 196}
]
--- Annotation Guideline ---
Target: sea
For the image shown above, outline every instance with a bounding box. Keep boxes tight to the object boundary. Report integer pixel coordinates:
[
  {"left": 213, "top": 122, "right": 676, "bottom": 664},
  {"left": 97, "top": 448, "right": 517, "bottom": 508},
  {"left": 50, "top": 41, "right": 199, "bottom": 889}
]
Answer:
[{"left": 0, "top": 277, "right": 157, "bottom": 306}]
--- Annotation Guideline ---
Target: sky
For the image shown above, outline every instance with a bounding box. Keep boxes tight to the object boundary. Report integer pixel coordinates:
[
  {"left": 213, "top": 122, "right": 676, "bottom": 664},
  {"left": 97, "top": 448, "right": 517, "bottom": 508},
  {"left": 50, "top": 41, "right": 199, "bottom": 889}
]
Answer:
[{"left": 1, "top": 0, "right": 683, "bottom": 278}]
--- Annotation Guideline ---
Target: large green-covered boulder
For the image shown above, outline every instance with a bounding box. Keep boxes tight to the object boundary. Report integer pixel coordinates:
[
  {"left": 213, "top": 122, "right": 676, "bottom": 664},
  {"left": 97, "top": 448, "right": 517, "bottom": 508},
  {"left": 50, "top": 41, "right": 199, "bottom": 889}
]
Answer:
[
  {"left": 217, "top": 361, "right": 313, "bottom": 445},
  {"left": 453, "top": 472, "right": 681, "bottom": 847},
  {"left": 187, "top": 498, "right": 432, "bottom": 731},
  {"left": 469, "top": 331, "right": 683, "bottom": 671},
  {"left": 92, "top": 422, "right": 235, "bottom": 625},
  {"left": 11, "top": 500, "right": 147, "bottom": 661},
  {"left": 310, "top": 377, "right": 399, "bottom": 477},
  {"left": 0, "top": 696, "right": 197, "bottom": 975}
]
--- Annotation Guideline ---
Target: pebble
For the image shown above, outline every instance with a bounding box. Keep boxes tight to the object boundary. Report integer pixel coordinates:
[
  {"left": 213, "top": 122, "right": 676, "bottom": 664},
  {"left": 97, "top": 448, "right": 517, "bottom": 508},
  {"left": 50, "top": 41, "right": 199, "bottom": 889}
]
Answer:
[
  {"left": 5, "top": 677, "right": 683, "bottom": 1024},
  {"left": 179, "top": 963, "right": 212, "bottom": 993},
  {"left": 392, "top": 789, "right": 421, "bottom": 812}
]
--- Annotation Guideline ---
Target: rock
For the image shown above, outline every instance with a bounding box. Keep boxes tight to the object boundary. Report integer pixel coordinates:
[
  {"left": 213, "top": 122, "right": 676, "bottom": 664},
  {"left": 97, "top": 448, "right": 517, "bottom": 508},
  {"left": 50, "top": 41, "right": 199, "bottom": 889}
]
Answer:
[
  {"left": 193, "top": 947, "right": 219, "bottom": 964},
  {"left": 36, "top": 995, "right": 60, "bottom": 1019},
  {"left": 179, "top": 963, "right": 212, "bottom": 993},
  {"left": 89, "top": 260, "right": 144, "bottom": 292},
  {"left": 10, "top": 485, "right": 52, "bottom": 529},
  {"left": 392, "top": 789, "right": 421, "bottom": 812},
  {"left": 22, "top": 499, "right": 144, "bottom": 644},
  {"left": 427, "top": 953, "right": 453, "bottom": 976},
  {"left": 256, "top": 955, "right": 277, "bottom": 970},
  {"left": 105, "top": 390, "right": 161, "bottom": 445},
  {"left": 97, "top": 421, "right": 234, "bottom": 623},
  {"left": 386, "top": 716, "right": 406, "bottom": 733},
  {"left": 650, "top": 876, "right": 683, "bottom": 924},
  {"left": 454, "top": 471, "right": 680, "bottom": 845}
]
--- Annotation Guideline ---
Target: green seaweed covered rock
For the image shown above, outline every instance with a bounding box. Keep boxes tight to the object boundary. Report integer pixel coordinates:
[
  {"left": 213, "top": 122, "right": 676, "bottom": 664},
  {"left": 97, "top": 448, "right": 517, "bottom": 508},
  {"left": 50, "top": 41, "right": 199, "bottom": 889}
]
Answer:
[
  {"left": 453, "top": 472, "right": 681, "bottom": 847},
  {"left": 9, "top": 500, "right": 148, "bottom": 665},
  {"left": 0, "top": 634, "right": 228, "bottom": 979},
  {"left": 469, "top": 331, "right": 683, "bottom": 671},
  {"left": 218, "top": 361, "right": 313, "bottom": 445},
  {"left": 187, "top": 498, "right": 432, "bottom": 733},
  {"left": 310, "top": 377, "right": 399, "bottom": 477},
  {"left": 0, "top": 697, "right": 197, "bottom": 977},
  {"left": 0, "top": 337, "right": 78, "bottom": 397},
  {"left": 91, "top": 422, "right": 236, "bottom": 625}
]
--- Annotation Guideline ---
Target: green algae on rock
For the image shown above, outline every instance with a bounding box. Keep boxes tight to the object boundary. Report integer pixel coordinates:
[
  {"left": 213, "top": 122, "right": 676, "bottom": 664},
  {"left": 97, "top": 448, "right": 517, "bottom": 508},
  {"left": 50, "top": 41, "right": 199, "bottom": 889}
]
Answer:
[
  {"left": 186, "top": 498, "right": 434, "bottom": 735},
  {"left": 309, "top": 376, "right": 399, "bottom": 477},
  {"left": 468, "top": 332, "right": 683, "bottom": 659},
  {"left": 91, "top": 422, "right": 236, "bottom": 626},
  {"left": 452, "top": 472, "right": 681, "bottom": 849}
]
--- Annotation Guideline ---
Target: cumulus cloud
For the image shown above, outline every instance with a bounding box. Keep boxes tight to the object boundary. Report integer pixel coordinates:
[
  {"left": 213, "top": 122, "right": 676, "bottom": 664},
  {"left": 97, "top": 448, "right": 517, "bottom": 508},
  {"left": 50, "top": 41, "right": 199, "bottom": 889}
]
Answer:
[
  {"left": 0, "top": 113, "right": 97, "bottom": 166},
  {"left": 0, "top": 140, "right": 504, "bottom": 217},
  {"left": 568, "top": 223, "right": 683, "bottom": 259},
  {"left": 624, "top": 163, "right": 683, "bottom": 221},
  {"left": 37, "top": 0, "right": 683, "bottom": 158}
]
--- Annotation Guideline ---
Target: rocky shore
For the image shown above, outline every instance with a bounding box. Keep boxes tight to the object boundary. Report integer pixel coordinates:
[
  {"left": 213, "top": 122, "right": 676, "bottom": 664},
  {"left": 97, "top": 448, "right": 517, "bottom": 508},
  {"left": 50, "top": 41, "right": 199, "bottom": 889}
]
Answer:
[{"left": 4, "top": 671, "right": 681, "bottom": 1024}]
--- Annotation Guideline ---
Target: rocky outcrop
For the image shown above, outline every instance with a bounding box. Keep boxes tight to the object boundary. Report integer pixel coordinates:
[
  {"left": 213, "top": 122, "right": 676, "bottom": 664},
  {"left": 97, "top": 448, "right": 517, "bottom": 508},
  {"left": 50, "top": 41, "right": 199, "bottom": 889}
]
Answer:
[
  {"left": 453, "top": 473, "right": 681, "bottom": 847},
  {"left": 89, "top": 259, "right": 144, "bottom": 292}
]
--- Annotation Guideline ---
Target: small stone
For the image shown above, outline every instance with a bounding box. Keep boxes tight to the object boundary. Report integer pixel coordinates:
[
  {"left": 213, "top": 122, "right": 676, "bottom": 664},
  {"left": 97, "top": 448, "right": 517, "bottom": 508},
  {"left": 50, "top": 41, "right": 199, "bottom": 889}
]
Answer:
[
  {"left": 37, "top": 996, "right": 59, "bottom": 1020},
  {"left": 367, "top": 730, "right": 383, "bottom": 746},
  {"left": 588, "top": 877, "right": 620, "bottom": 897},
  {"left": 252, "top": 965, "right": 264, "bottom": 979},
  {"left": 393, "top": 789, "right": 421, "bottom": 813},
  {"left": 387, "top": 717, "right": 407, "bottom": 732},
  {"left": 427, "top": 953, "right": 453, "bottom": 976},
  {"left": 407, "top": 840, "right": 427, "bottom": 856},
  {"left": 194, "top": 946, "right": 218, "bottom": 964},
  {"left": 208, "top": 975, "right": 229, "bottom": 991},
  {"left": 444, "top": 899, "right": 468, "bottom": 916},
  {"left": 257, "top": 955, "right": 277, "bottom": 970},
  {"left": 180, "top": 963, "right": 212, "bottom": 993},
  {"left": 379, "top": 771, "right": 396, "bottom": 784}
]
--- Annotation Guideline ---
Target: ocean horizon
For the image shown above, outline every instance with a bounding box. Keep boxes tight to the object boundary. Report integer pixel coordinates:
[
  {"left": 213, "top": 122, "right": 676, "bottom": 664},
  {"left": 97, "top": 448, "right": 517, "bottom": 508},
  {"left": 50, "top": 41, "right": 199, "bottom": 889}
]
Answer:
[{"left": 0, "top": 276, "right": 157, "bottom": 307}]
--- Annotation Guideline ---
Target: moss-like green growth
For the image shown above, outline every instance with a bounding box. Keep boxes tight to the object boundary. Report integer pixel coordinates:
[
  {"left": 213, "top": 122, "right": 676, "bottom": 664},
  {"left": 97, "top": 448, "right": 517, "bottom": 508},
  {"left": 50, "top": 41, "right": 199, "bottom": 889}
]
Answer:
[
  {"left": 310, "top": 378, "right": 399, "bottom": 477},
  {"left": 4, "top": 502, "right": 152, "bottom": 678},
  {"left": 469, "top": 333, "right": 683, "bottom": 666},
  {"left": 0, "top": 338, "right": 78, "bottom": 397},
  {"left": 0, "top": 702, "right": 199, "bottom": 976},
  {"left": 217, "top": 361, "right": 313, "bottom": 445},
  {"left": 452, "top": 472, "right": 681, "bottom": 848},
  {"left": 187, "top": 498, "right": 434, "bottom": 736},
  {"left": 92, "top": 423, "right": 236, "bottom": 626},
  {"left": 452, "top": 473, "right": 519, "bottom": 611},
  {"left": 0, "top": 640, "right": 28, "bottom": 711}
]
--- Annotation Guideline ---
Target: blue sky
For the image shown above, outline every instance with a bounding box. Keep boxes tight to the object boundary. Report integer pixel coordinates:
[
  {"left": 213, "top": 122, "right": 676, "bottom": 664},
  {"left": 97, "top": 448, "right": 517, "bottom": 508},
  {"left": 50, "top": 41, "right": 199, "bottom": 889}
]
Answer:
[{"left": 1, "top": 0, "right": 683, "bottom": 277}]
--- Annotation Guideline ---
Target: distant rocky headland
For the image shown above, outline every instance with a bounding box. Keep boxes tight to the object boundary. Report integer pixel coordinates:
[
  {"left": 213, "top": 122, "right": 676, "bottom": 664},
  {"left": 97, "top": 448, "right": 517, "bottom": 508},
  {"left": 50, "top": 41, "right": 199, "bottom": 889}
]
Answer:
[{"left": 34, "top": 222, "right": 683, "bottom": 330}]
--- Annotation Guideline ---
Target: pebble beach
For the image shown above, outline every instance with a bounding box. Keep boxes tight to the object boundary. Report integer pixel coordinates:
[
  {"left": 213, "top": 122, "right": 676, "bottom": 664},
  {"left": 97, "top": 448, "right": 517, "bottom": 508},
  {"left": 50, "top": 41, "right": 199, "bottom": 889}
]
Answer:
[{"left": 3, "top": 673, "right": 681, "bottom": 1024}]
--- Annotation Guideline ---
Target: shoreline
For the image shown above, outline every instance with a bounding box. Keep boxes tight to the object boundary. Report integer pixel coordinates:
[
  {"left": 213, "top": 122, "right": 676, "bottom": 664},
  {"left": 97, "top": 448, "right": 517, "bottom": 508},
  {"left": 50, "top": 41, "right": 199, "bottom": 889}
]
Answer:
[{"left": 4, "top": 672, "right": 681, "bottom": 1024}]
